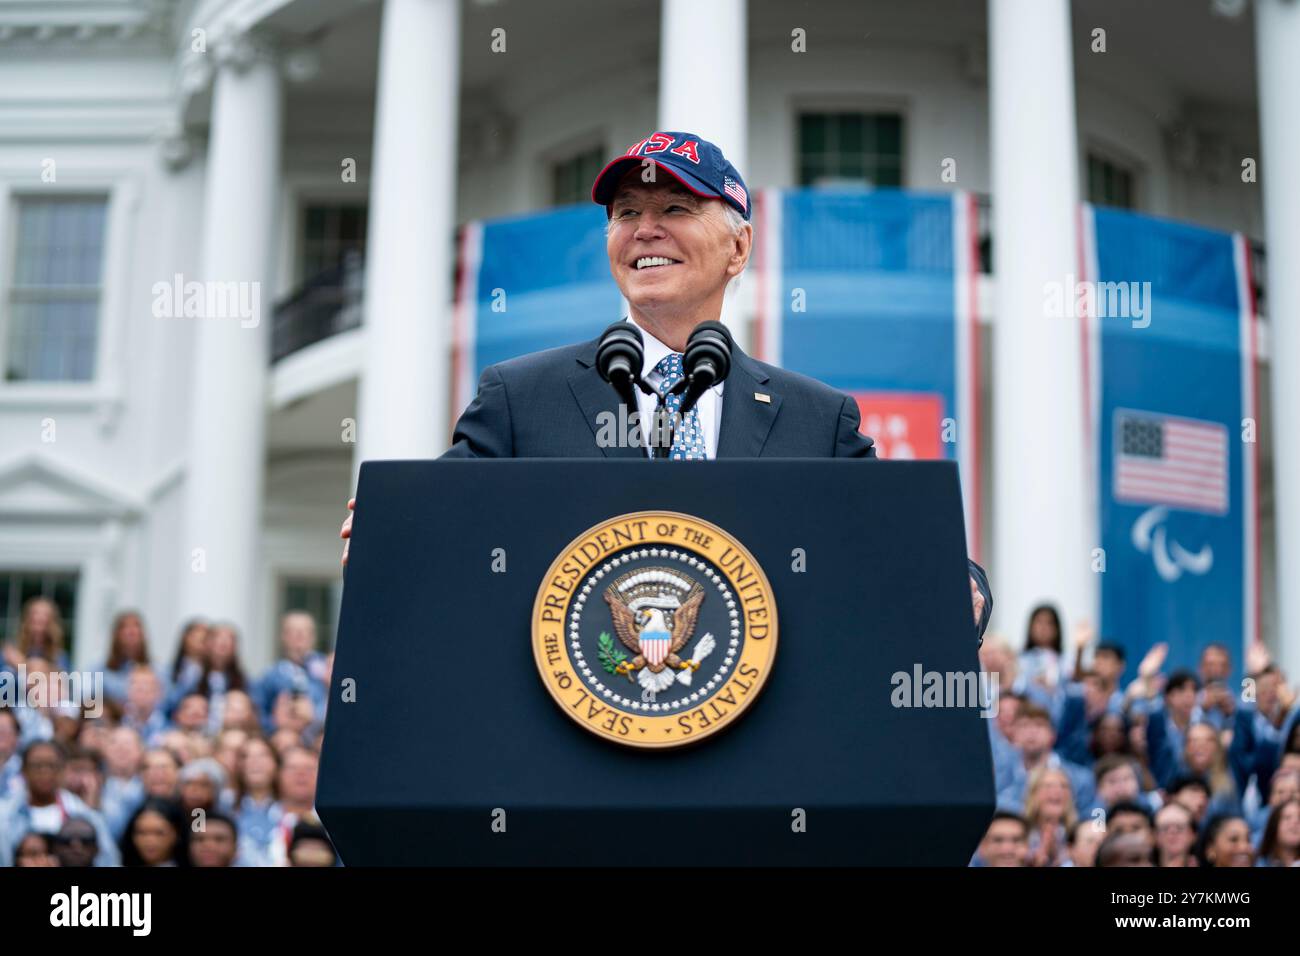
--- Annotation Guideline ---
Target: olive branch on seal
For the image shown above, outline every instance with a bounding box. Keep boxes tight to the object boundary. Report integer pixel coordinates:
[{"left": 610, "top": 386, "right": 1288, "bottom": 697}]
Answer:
[{"left": 596, "top": 631, "right": 627, "bottom": 675}]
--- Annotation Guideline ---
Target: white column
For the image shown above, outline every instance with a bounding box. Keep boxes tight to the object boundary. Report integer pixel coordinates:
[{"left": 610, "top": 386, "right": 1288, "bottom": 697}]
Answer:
[
  {"left": 659, "top": 0, "right": 747, "bottom": 174},
  {"left": 988, "top": 0, "right": 1093, "bottom": 640},
  {"left": 659, "top": 0, "right": 748, "bottom": 339},
  {"left": 355, "top": 0, "right": 461, "bottom": 470},
  {"left": 1256, "top": 0, "right": 1300, "bottom": 678},
  {"left": 179, "top": 33, "right": 281, "bottom": 637}
]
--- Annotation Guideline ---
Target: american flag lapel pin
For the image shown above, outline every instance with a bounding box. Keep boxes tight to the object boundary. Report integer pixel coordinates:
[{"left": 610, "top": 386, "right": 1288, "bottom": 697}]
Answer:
[{"left": 754, "top": 392, "right": 771, "bottom": 404}]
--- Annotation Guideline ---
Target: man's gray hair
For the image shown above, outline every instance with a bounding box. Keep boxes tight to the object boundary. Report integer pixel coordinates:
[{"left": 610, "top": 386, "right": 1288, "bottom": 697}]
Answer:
[
  {"left": 721, "top": 203, "right": 750, "bottom": 285},
  {"left": 719, "top": 202, "right": 747, "bottom": 236}
]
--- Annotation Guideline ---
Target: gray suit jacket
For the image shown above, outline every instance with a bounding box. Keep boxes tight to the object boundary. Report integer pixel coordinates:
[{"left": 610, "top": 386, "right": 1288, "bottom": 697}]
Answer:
[{"left": 443, "top": 334, "right": 992, "bottom": 638}]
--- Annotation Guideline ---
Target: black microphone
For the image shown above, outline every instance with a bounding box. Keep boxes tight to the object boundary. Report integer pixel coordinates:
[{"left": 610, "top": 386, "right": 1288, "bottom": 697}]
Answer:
[
  {"left": 677, "top": 320, "right": 733, "bottom": 419},
  {"left": 660, "top": 320, "right": 733, "bottom": 453},
  {"left": 596, "top": 321, "right": 664, "bottom": 456},
  {"left": 595, "top": 320, "right": 643, "bottom": 388}
]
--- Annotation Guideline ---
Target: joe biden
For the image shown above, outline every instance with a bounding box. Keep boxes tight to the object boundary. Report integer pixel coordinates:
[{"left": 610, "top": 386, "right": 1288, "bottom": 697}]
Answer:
[{"left": 341, "top": 130, "right": 991, "bottom": 638}]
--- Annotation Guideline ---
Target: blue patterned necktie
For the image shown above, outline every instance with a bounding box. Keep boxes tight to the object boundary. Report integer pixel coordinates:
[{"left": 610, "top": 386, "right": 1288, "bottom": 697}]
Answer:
[{"left": 652, "top": 353, "right": 707, "bottom": 460}]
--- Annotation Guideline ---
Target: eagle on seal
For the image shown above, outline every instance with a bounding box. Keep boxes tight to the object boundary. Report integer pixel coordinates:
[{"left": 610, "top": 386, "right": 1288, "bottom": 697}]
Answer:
[{"left": 604, "top": 582, "right": 709, "bottom": 691}]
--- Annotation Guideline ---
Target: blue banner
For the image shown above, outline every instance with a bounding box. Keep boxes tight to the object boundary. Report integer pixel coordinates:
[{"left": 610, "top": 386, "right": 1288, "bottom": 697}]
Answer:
[
  {"left": 1089, "top": 206, "right": 1257, "bottom": 677},
  {"left": 455, "top": 204, "right": 622, "bottom": 408},
  {"left": 768, "top": 187, "right": 979, "bottom": 546}
]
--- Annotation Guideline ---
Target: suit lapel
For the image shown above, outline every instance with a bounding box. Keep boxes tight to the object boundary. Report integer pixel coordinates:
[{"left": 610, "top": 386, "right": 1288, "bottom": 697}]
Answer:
[
  {"left": 569, "top": 338, "right": 646, "bottom": 459},
  {"left": 716, "top": 346, "right": 781, "bottom": 459},
  {"left": 571, "top": 334, "right": 782, "bottom": 459}
]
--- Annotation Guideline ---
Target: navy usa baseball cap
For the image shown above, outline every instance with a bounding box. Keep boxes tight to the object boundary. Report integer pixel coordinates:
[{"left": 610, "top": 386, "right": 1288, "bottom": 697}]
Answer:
[{"left": 591, "top": 131, "right": 751, "bottom": 221}]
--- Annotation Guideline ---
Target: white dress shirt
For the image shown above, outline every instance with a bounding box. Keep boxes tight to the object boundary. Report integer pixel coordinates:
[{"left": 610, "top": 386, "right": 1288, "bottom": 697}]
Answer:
[{"left": 628, "top": 318, "right": 725, "bottom": 459}]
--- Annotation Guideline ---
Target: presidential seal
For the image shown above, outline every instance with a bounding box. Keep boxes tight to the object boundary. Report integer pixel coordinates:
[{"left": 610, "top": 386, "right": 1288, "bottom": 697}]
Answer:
[{"left": 532, "top": 511, "right": 778, "bottom": 749}]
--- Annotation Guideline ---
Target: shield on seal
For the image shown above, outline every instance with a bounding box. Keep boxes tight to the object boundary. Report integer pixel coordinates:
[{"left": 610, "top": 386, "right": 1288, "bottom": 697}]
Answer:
[{"left": 640, "top": 627, "right": 672, "bottom": 667}]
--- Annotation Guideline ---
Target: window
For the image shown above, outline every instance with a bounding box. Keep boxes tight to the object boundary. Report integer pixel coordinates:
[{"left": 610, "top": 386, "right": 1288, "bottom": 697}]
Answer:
[
  {"left": 6, "top": 196, "right": 107, "bottom": 382},
  {"left": 552, "top": 145, "right": 605, "bottom": 207},
  {"left": 798, "top": 112, "right": 903, "bottom": 188},
  {"left": 279, "top": 577, "right": 340, "bottom": 652},
  {"left": 0, "top": 570, "right": 79, "bottom": 658},
  {"left": 299, "top": 203, "right": 368, "bottom": 283},
  {"left": 1087, "top": 154, "right": 1136, "bottom": 210}
]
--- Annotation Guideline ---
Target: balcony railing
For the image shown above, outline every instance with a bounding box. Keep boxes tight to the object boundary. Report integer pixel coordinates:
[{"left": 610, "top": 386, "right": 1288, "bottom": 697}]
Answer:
[{"left": 270, "top": 250, "right": 365, "bottom": 364}]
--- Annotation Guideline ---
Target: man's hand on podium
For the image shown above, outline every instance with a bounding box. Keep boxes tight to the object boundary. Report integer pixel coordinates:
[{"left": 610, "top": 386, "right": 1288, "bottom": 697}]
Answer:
[{"left": 340, "top": 498, "right": 355, "bottom": 567}]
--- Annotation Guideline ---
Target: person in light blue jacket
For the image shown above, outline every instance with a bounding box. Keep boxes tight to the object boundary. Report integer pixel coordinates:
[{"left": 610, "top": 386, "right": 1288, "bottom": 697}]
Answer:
[
  {"left": 1249, "top": 767, "right": 1299, "bottom": 845},
  {"left": 1181, "top": 720, "right": 1243, "bottom": 819},
  {"left": 1144, "top": 670, "right": 1203, "bottom": 790},
  {"left": 0, "top": 708, "right": 21, "bottom": 799},
  {"left": 228, "top": 736, "right": 286, "bottom": 867},
  {"left": 94, "top": 610, "right": 154, "bottom": 706},
  {"left": 0, "top": 739, "right": 119, "bottom": 867},
  {"left": 119, "top": 666, "right": 168, "bottom": 748},
  {"left": 996, "top": 701, "right": 1095, "bottom": 815},
  {"left": 162, "top": 618, "right": 210, "bottom": 717},
  {"left": 1194, "top": 642, "right": 1236, "bottom": 733},
  {"left": 1230, "top": 655, "right": 1299, "bottom": 802},
  {"left": 1255, "top": 798, "right": 1300, "bottom": 867},
  {"left": 1084, "top": 754, "right": 1161, "bottom": 820},
  {"left": 256, "top": 611, "right": 329, "bottom": 731},
  {"left": 1, "top": 597, "right": 70, "bottom": 674}
]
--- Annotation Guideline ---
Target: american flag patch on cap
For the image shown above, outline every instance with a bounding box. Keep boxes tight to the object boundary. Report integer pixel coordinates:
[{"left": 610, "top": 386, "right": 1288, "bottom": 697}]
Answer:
[{"left": 722, "top": 176, "right": 747, "bottom": 211}]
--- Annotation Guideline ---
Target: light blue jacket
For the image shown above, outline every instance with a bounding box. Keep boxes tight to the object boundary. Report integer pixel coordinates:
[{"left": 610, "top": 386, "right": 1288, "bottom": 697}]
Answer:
[{"left": 0, "top": 787, "right": 120, "bottom": 867}]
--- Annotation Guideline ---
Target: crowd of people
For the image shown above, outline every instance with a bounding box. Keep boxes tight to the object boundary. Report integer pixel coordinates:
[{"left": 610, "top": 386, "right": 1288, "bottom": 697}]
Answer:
[
  {"left": 0, "top": 597, "right": 336, "bottom": 867},
  {"left": 971, "top": 605, "right": 1300, "bottom": 867},
  {"left": 3, "top": 593, "right": 1298, "bottom": 868}
]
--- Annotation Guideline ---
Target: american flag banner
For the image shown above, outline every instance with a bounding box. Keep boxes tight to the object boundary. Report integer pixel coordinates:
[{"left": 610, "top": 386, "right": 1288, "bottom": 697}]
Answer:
[
  {"left": 1086, "top": 205, "right": 1258, "bottom": 675},
  {"left": 1113, "top": 411, "right": 1228, "bottom": 514}
]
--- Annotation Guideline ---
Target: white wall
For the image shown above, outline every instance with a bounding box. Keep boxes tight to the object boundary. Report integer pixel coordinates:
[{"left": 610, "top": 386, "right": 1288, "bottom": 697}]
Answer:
[{"left": 0, "top": 44, "right": 207, "bottom": 667}]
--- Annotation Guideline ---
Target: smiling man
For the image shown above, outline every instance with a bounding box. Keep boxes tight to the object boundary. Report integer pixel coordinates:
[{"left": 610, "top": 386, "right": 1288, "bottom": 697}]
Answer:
[{"left": 341, "top": 130, "right": 991, "bottom": 637}]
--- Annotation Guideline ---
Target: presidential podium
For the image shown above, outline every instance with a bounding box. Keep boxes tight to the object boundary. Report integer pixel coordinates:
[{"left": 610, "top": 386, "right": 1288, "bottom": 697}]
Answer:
[{"left": 317, "top": 459, "right": 994, "bottom": 865}]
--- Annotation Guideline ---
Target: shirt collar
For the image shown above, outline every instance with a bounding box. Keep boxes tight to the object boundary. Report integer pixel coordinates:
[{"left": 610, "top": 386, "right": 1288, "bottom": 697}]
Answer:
[
  {"left": 627, "top": 316, "right": 674, "bottom": 379},
  {"left": 625, "top": 317, "right": 725, "bottom": 393}
]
